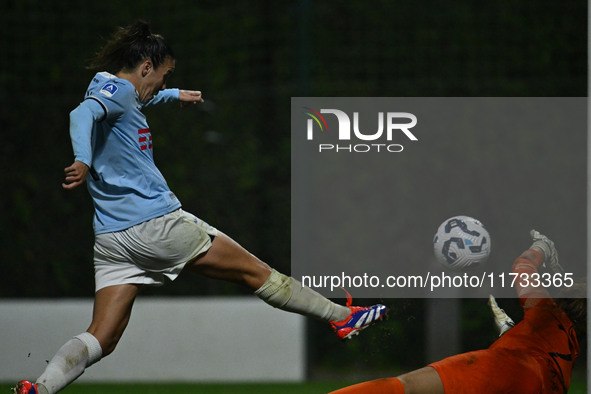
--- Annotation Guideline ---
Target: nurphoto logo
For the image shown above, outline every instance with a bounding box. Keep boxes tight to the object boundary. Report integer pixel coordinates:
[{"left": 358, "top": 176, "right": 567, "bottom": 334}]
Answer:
[{"left": 303, "top": 107, "right": 418, "bottom": 153}]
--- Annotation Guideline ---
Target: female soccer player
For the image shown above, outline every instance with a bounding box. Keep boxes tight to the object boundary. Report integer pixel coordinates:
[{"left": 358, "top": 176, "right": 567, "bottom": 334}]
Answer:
[
  {"left": 329, "top": 230, "right": 584, "bottom": 394},
  {"left": 13, "top": 21, "right": 386, "bottom": 394}
]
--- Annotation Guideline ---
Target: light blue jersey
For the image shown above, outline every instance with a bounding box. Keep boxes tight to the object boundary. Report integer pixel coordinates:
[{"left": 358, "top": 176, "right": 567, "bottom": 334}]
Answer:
[{"left": 69, "top": 72, "right": 182, "bottom": 234}]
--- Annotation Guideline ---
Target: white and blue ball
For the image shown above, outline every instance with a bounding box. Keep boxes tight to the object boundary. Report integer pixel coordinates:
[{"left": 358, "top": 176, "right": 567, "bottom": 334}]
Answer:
[{"left": 433, "top": 215, "right": 491, "bottom": 271}]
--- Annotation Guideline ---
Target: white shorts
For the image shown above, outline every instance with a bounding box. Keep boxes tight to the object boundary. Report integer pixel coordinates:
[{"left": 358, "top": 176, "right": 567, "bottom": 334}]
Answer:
[{"left": 93, "top": 209, "right": 218, "bottom": 291}]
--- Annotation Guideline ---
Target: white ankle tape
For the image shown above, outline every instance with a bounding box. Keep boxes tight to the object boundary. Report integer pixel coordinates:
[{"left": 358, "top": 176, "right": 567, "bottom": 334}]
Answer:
[
  {"left": 74, "top": 332, "right": 103, "bottom": 366},
  {"left": 255, "top": 269, "right": 289, "bottom": 298},
  {"left": 255, "top": 269, "right": 294, "bottom": 308}
]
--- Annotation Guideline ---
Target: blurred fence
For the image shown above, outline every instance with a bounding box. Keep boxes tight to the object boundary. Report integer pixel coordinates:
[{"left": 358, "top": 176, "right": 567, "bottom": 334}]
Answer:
[{"left": 1, "top": 298, "right": 305, "bottom": 382}]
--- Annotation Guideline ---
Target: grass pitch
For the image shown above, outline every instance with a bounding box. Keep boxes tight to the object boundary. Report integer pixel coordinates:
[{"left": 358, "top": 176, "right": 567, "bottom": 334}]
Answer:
[
  {"left": 7, "top": 380, "right": 584, "bottom": 394},
  {"left": 49, "top": 382, "right": 343, "bottom": 393}
]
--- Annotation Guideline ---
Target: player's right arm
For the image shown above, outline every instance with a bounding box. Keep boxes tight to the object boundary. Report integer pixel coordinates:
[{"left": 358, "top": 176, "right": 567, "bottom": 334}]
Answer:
[
  {"left": 62, "top": 98, "right": 105, "bottom": 190},
  {"left": 62, "top": 161, "right": 90, "bottom": 190}
]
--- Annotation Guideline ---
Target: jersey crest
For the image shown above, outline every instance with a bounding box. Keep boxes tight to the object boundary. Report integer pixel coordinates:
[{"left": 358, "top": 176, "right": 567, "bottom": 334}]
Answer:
[{"left": 99, "top": 83, "right": 119, "bottom": 97}]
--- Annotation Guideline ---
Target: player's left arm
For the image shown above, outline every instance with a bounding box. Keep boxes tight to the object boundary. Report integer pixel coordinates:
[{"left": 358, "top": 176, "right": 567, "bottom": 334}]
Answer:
[
  {"left": 144, "top": 89, "right": 204, "bottom": 108},
  {"left": 179, "top": 89, "right": 204, "bottom": 107}
]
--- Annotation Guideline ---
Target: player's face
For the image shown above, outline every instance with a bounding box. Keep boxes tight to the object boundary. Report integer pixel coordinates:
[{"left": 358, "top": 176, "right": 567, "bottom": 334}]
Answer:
[{"left": 140, "top": 57, "right": 176, "bottom": 103}]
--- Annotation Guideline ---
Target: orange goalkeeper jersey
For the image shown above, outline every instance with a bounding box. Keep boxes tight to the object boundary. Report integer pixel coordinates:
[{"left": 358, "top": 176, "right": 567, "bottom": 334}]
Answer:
[{"left": 430, "top": 251, "right": 579, "bottom": 394}]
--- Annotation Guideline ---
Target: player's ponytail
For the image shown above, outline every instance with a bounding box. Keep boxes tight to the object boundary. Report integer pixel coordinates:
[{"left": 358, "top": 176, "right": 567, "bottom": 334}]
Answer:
[{"left": 87, "top": 20, "right": 174, "bottom": 74}]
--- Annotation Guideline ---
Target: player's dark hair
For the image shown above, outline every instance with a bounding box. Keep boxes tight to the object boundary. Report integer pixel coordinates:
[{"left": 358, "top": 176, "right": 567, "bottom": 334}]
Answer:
[{"left": 87, "top": 20, "right": 174, "bottom": 74}]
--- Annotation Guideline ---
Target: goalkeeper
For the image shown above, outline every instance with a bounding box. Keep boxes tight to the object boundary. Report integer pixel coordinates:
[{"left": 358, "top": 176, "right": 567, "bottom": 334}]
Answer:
[{"left": 330, "top": 230, "right": 585, "bottom": 394}]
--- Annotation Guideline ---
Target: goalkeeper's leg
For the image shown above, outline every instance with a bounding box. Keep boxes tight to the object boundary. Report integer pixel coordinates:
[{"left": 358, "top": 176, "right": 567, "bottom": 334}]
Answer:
[
  {"left": 329, "top": 366, "right": 445, "bottom": 393},
  {"left": 329, "top": 378, "right": 406, "bottom": 393}
]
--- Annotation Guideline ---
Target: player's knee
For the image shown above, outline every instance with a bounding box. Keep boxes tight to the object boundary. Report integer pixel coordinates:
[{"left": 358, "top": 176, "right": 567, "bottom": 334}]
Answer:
[{"left": 100, "top": 339, "right": 119, "bottom": 357}]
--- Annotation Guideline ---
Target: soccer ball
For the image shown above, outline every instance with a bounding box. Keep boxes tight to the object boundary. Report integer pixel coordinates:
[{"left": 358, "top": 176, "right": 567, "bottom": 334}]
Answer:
[{"left": 433, "top": 215, "right": 491, "bottom": 271}]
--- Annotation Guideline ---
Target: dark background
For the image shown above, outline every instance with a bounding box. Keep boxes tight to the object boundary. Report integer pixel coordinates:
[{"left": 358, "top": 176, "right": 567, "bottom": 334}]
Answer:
[{"left": 0, "top": 0, "right": 586, "bottom": 381}]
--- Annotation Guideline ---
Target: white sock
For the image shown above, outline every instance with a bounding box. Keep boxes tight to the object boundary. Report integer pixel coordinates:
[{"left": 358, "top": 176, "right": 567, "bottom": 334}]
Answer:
[
  {"left": 36, "top": 332, "right": 102, "bottom": 394},
  {"left": 255, "top": 269, "right": 350, "bottom": 322}
]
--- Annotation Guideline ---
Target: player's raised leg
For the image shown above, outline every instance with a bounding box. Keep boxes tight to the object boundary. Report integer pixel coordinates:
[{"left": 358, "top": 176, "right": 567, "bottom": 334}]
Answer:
[
  {"left": 14, "top": 284, "right": 139, "bottom": 394},
  {"left": 186, "top": 232, "right": 386, "bottom": 339}
]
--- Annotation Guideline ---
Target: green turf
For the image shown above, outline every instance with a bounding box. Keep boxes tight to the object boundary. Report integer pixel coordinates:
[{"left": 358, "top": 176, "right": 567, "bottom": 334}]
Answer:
[
  {"left": 568, "top": 380, "right": 588, "bottom": 394},
  {"left": 4, "top": 380, "right": 584, "bottom": 394},
  {"left": 50, "top": 382, "right": 344, "bottom": 394}
]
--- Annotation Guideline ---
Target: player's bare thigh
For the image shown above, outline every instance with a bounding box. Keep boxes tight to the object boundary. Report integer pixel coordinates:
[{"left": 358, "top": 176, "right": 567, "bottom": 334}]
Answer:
[
  {"left": 185, "top": 231, "right": 272, "bottom": 290},
  {"left": 398, "top": 366, "right": 445, "bottom": 394}
]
